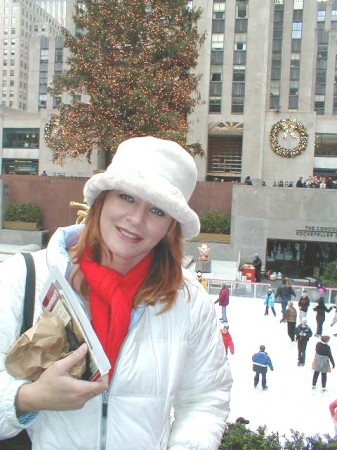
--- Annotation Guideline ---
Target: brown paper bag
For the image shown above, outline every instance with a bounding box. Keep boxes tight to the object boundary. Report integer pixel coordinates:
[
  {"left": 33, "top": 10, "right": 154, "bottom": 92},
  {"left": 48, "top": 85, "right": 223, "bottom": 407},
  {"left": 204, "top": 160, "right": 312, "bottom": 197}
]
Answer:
[{"left": 5, "top": 311, "right": 86, "bottom": 381}]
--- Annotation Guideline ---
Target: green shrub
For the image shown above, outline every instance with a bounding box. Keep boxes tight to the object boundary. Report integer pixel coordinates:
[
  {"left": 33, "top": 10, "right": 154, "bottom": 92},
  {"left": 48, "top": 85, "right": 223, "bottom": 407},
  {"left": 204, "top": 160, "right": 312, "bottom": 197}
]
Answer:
[
  {"left": 199, "top": 211, "right": 231, "bottom": 234},
  {"left": 5, "top": 202, "right": 41, "bottom": 223},
  {"left": 221, "top": 423, "right": 337, "bottom": 449},
  {"left": 321, "top": 262, "right": 337, "bottom": 288}
]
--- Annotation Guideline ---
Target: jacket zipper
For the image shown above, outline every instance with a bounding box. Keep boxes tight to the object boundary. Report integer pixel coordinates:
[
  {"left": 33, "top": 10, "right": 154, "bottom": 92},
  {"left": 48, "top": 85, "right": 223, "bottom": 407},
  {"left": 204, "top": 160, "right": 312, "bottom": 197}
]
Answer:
[
  {"left": 100, "top": 391, "right": 109, "bottom": 450},
  {"left": 99, "top": 309, "right": 145, "bottom": 449}
]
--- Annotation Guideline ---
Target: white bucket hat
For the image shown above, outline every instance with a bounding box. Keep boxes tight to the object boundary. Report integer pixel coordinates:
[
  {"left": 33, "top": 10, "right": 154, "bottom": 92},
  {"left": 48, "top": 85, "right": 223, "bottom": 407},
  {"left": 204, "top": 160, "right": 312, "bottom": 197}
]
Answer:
[{"left": 83, "top": 136, "right": 200, "bottom": 240}]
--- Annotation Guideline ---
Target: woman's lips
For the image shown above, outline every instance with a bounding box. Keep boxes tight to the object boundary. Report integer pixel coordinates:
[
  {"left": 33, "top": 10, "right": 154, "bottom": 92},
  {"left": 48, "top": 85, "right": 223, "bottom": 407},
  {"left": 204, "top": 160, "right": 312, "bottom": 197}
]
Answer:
[{"left": 117, "top": 226, "right": 142, "bottom": 242}]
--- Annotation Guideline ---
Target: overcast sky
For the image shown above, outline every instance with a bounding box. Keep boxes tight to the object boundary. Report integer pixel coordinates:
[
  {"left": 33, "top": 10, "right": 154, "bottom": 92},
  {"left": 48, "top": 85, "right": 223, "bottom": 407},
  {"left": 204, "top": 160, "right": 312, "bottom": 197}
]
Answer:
[{"left": 213, "top": 293, "right": 337, "bottom": 441}]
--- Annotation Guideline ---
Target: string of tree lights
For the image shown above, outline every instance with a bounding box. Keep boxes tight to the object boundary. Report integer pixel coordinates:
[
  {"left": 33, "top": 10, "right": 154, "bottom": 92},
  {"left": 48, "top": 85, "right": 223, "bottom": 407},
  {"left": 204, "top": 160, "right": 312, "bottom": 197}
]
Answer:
[{"left": 45, "top": 1, "right": 205, "bottom": 165}]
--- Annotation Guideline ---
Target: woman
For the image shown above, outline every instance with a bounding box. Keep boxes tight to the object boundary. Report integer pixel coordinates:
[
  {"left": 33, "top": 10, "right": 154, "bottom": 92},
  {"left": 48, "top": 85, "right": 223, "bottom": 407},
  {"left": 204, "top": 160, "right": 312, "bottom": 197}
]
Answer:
[
  {"left": 283, "top": 301, "right": 297, "bottom": 342},
  {"left": 0, "top": 136, "right": 232, "bottom": 449},
  {"left": 215, "top": 282, "right": 230, "bottom": 322},
  {"left": 298, "top": 290, "right": 310, "bottom": 322},
  {"left": 263, "top": 287, "right": 276, "bottom": 317},
  {"left": 312, "top": 335, "right": 335, "bottom": 391},
  {"left": 275, "top": 277, "right": 296, "bottom": 320},
  {"left": 221, "top": 323, "right": 234, "bottom": 355},
  {"left": 313, "top": 297, "right": 333, "bottom": 337}
]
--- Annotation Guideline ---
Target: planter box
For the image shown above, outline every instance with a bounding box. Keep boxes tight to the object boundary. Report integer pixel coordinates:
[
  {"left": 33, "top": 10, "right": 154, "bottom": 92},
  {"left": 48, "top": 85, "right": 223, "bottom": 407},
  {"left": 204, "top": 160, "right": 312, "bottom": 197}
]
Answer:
[
  {"left": 3, "top": 221, "right": 40, "bottom": 231},
  {"left": 191, "top": 233, "right": 230, "bottom": 244}
]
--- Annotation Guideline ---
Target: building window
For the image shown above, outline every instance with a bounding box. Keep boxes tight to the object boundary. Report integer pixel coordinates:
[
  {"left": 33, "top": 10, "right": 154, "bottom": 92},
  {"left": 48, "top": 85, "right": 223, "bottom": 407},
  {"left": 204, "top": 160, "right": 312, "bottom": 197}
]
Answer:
[
  {"left": 317, "top": 10, "right": 325, "bottom": 23},
  {"left": 233, "top": 67, "right": 245, "bottom": 82},
  {"left": 315, "top": 134, "right": 337, "bottom": 156},
  {"left": 233, "top": 50, "right": 246, "bottom": 65},
  {"left": 3, "top": 128, "right": 40, "bottom": 149},
  {"left": 290, "top": 53, "right": 300, "bottom": 67},
  {"left": 209, "top": 97, "right": 221, "bottom": 113},
  {"left": 55, "top": 48, "right": 63, "bottom": 63},
  {"left": 211, "top": 71, "right": 222, "bottom": 82},
  {"left": 236, "top": 1, "right": 248, "bottom": 19},
  {"left": 213, "top": 1, "right": 225, "bottom": 19},
  {"left": 235, "top": 19, "right": 247, "bottom": 33},
  {"left": 271, "top": 67, "right": 281, "bottom": 80},
  {"left": 290, "top": 68, "right": 300, "bottom": 80},
  {"left": 232, "top": 82, "right": 245, "bottom": 97},
  {"left": 270, "top": 94, "right": 280, "bottom": 109},
  {"left": 53, "top": 96, "right": 61, "bottom": 109},
  {"left": 289, "top": 82, "right": 299, "bottom": 110},
  {"left": 293, "top": 0, "right": 303, "bottom": 10},
  {"left": 231, "top": 96, "right": 244, "bottom": 113},
  {"left": 292, "top": 22, "right": 302, "bottom": 39},
  {"left": 210, "top": 82, "right": 222, "bottom": 96},
  {"left": 39, "top": 94, "right": 47, "bottom": 109},
  {"left": 332, "top": 9, "right": 337, "bottom": 22},
  {"left": 315, "top": 96, "right": 325, "bottom": 115},
  {"left": 234, "top": 42, "right": 246, "bottom": 51},
  {"left": 211, "top": 34, "right": 224, "bottom": 50},
  {"left": 40, "top": 49, "right": 49, "bottom": 62}
]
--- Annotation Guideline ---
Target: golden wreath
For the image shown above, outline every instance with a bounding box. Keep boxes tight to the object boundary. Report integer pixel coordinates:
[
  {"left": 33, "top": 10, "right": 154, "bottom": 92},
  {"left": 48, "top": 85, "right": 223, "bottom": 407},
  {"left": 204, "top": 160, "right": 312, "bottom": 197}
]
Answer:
[{"left": 270, "top": 118, "right": 308, "bottom": 158}]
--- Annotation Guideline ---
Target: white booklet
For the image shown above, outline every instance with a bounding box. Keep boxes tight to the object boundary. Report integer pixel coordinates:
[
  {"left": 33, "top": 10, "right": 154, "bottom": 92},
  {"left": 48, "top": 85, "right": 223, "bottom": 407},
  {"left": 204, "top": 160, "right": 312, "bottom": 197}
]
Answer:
[{"left": 40, "top": 266, "right": 111, "bottom": 381}]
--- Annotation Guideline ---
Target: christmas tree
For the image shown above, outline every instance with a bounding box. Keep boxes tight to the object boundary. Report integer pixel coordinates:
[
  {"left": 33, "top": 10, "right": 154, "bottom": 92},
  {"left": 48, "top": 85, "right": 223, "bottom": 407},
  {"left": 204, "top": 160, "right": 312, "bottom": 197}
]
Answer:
[{"left": 46, "top": 0, "right": 204, "bottom": 165}]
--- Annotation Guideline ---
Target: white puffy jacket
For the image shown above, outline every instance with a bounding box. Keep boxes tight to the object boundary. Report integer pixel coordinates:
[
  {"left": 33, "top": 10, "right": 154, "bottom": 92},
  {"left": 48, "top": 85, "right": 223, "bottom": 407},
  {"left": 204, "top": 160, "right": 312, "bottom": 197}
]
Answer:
[{"left": 0, "top": 227, "right": 232, "bottom": 450}]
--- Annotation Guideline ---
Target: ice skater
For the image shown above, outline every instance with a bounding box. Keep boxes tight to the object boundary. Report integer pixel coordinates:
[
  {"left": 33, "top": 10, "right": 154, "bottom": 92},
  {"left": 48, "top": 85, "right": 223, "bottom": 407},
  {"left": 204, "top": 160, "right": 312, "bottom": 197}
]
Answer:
[
  {"left": 294, "top": 318, "right": 313, "bottom": 366},
  {"left": 312, "top": 335, "right": 335, "bottom": 392},
  {"left": 252, "top": 345, "right": 273, "bottom": 390},
  {"left": 263, "top": 287, "right": 276, "bottom": 317}
]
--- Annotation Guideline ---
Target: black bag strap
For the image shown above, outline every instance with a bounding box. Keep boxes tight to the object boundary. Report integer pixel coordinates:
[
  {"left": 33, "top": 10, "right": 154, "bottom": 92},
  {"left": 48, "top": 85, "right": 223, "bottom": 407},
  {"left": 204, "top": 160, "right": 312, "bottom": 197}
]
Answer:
[{"left": 20, "top": 252, "right": 36, "bottom": 335}]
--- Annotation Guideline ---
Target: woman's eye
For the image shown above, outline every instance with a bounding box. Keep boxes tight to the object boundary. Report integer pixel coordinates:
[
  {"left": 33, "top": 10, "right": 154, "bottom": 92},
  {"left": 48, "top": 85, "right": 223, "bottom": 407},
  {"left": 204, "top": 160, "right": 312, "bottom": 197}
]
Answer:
[
  {"left": 119, "top": 193, "right": 134, "bottom": 203},
  {"left": 149, "top": 206, "right": 165, "bottom": 217}
]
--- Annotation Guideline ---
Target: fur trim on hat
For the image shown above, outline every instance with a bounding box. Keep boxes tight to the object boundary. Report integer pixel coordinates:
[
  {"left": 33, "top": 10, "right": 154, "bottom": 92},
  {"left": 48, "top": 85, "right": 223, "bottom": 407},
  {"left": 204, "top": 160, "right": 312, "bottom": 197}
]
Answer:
[{"left": 83, "top": 136, "right": 200, "bottom": 240}]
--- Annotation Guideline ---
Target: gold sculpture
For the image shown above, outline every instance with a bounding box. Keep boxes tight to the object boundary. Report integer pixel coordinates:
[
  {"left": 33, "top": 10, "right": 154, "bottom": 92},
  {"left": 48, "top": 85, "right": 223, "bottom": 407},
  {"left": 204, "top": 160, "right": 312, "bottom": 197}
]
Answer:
[
  {"left": 69, "top": 201, "right": 90, "bottom": 224},
  {"left": 197, "top": 243, "right": 210, "bottom": 261}
]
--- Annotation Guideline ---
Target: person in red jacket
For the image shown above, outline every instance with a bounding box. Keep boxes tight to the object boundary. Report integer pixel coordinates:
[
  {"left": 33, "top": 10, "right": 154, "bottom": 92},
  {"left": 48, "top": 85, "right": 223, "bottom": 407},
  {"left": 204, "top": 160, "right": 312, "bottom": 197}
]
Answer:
[
  {"left": 329, "top": 398, "right": 337, "bottom": 440},
  {"left": 221, "top": 323, "right": 234, "bottom": 355},
  {"left": 215, "top": 283, "right": 230, "bottom": 323}
]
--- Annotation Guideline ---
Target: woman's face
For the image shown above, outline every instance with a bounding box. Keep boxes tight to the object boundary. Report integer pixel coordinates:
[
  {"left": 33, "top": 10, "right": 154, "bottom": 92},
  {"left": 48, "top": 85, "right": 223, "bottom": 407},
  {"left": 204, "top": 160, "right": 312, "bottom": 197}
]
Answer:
[{"left": 100, "top": 190, "right": 173, "bottom": 274}]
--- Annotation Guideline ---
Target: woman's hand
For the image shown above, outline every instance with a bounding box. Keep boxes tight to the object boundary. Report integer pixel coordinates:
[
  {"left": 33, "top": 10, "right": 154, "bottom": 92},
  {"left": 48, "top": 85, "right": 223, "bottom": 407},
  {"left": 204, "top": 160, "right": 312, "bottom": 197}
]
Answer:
[{"left": 15, "top": 344, "right": 109, "bottom": 415}]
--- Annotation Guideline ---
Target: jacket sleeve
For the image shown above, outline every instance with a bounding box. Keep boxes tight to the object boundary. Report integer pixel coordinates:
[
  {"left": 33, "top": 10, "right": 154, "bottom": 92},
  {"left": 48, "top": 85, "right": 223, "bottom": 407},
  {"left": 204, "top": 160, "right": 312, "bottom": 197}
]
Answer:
[
  {"left": 0, "top": 253, "right": 40, "bottom": 438},
  {"left": 328, "top": 349, "right": 335, "bottom": 368},
  {"left": 229, "top": 336, "right": 234, "bottom": 355},
  {"left": 168, "top": 285, "right": 232, "bottom": 450},
  {"left": 330, "top": 399, "right": 337, "bottom": 415},
  {"left": 267, "top": 356, "right": 274, "bottom": 371}
]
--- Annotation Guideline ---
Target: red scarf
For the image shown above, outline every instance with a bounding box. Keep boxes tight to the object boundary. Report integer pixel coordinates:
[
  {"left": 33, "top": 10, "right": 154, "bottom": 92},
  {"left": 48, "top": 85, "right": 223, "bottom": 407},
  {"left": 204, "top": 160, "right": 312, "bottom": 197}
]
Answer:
[{"left": 79, "top": 250, "right": 152, "bottom": 379}]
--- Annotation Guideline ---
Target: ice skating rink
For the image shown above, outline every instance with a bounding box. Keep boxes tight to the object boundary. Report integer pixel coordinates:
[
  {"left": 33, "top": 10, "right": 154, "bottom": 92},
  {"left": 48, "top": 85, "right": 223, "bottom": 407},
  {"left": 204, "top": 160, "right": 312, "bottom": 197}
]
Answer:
[{"left": 213, "top": 294, "right": 337, "bottom": 440}]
